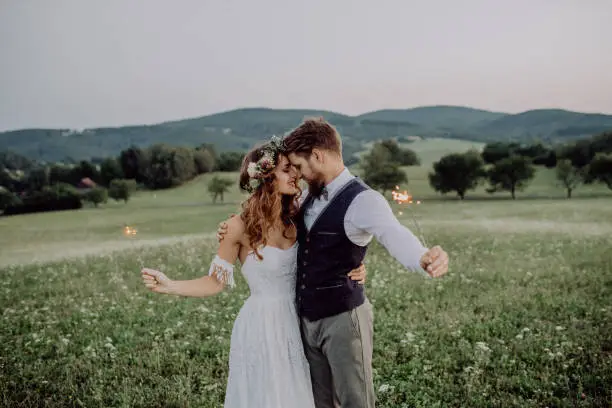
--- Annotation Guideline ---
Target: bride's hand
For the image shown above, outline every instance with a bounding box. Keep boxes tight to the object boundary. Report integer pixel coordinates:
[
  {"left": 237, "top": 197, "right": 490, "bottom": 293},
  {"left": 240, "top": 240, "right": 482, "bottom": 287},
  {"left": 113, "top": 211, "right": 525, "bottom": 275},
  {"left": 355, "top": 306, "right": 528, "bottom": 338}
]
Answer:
[
  {"left": 141, "top": 268, "right": 174, "bottom": 294},
  {"left": 347, "top": 263, "right": 367, "bottom": 285}
]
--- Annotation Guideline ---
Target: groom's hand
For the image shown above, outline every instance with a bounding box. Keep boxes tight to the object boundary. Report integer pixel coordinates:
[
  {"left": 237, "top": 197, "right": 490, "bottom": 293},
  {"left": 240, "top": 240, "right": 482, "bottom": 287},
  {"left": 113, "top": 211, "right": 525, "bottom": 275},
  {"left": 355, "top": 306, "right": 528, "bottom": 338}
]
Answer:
[
  {"left": 217, "top": 222, "right": 228, "bottom": 242},
  {"left": 420, "top": 245, "right": 449, "bottom": 278},
  {"left": 216, "top": 214, "right": 236, "bottom": 242}
]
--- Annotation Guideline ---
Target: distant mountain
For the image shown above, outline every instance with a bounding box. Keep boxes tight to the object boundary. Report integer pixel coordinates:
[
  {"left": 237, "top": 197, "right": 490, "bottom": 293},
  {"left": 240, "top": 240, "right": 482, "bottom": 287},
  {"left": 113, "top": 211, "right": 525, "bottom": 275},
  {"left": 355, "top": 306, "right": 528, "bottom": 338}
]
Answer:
[
  {"left": 1, "top": 106, "right": 611, "bottom": 162},
  {"left": 357, "top": 105, "right": 507, "bottom": 129},
  {"left": 477, "top": 109, "right": 612, "bottom": 141}
]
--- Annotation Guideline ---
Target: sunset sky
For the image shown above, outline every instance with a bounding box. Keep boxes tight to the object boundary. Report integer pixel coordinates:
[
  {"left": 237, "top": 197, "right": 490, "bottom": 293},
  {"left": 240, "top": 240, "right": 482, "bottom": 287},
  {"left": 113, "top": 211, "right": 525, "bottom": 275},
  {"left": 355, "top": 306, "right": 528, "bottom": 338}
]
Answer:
[{"left": 1, "top": 0, "right": 611, "bottom": 131}]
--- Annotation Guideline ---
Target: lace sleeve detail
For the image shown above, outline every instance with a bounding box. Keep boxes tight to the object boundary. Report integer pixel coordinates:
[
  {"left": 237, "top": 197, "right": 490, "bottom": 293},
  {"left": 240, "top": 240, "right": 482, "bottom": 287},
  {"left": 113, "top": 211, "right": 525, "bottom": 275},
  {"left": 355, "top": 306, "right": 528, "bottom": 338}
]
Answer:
[{"left": 208, "top": 255, "right": 235, "bottom": 288}]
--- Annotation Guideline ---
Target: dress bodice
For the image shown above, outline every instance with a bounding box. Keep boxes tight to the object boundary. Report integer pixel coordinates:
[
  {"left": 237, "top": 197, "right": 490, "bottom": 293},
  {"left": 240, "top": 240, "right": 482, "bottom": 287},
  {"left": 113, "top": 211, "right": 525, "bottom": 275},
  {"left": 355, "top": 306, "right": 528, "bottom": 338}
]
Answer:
[{"left": 240, "top": 243, "right": 298, "bottom": 298}]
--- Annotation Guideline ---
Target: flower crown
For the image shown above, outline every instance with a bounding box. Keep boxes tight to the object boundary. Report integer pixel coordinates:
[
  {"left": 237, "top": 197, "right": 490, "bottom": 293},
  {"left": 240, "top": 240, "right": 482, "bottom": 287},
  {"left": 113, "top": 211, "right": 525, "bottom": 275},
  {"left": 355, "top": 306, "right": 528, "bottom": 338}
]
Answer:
[{"left": 244, "top": 135, "right": 285, "bottom": 193}]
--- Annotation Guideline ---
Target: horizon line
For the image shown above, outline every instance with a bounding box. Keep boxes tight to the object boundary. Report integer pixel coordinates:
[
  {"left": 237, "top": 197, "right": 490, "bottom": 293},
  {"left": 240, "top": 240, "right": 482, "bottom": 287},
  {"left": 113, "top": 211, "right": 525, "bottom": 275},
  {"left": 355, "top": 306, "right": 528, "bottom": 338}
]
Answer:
[{"left": 1, "top": 104, "right": 611, "bottom": 134}]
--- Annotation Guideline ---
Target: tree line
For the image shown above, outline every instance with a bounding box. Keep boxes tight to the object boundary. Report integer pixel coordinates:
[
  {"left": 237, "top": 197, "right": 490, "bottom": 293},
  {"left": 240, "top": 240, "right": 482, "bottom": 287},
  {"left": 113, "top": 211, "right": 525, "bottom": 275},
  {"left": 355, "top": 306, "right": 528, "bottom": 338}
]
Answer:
[
  {"left": 2, "top": 131, "right": 611, "bottom": 214},
  {"left": 361, "top": 131, "right": 612, "bottom": 200},
  {"left": 0, "top": 143, "right": 245, "bottom": 215}
]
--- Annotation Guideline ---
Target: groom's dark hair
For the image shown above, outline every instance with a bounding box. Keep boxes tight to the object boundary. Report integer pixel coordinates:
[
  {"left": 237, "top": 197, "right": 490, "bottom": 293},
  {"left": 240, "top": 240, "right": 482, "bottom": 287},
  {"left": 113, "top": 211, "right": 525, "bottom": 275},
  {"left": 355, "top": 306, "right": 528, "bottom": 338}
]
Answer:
[{"left": 283, "top": 117, "right": 342, "bottom": 158}]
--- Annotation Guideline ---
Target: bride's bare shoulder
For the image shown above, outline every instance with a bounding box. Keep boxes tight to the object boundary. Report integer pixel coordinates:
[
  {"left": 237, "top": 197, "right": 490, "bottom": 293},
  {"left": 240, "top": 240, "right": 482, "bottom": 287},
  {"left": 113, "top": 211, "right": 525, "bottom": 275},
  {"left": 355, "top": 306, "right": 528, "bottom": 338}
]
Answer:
[{"left": 225, "top": 214, "right": 245, "bottom": 237}]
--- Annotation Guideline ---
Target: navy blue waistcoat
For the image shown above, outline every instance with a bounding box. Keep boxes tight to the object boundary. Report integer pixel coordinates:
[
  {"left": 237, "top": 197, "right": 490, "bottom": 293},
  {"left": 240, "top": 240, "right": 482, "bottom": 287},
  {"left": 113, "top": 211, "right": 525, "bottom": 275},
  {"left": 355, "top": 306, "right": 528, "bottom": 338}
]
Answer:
[{"left": 296, "top": 178, "right": 370, "bottom": 321}]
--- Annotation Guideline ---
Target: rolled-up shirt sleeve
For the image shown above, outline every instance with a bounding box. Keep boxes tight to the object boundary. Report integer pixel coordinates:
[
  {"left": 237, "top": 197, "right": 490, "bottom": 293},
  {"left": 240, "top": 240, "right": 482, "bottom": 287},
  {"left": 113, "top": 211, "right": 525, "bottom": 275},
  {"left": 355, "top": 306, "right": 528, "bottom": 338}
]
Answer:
[{"left": 345, "top": 189, "right": 429, "bottom": 274}]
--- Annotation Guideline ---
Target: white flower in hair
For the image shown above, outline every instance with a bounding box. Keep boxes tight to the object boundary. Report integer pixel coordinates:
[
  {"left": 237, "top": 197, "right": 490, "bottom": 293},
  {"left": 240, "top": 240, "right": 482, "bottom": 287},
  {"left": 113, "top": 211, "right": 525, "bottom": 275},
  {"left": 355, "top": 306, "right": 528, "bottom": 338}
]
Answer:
[
  {"left": 247, "top": 162, "right": 258, "bottom": 178},
  {"left": 249, "top": 178, "right": 260, "bottom": 190}
]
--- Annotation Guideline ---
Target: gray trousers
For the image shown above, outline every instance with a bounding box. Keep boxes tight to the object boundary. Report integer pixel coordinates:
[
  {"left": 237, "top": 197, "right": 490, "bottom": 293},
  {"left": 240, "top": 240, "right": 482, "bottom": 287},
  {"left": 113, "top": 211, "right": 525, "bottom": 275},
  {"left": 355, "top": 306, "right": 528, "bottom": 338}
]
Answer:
[{"left": 300, "top": 299, "right": 375, "bottom": 408}]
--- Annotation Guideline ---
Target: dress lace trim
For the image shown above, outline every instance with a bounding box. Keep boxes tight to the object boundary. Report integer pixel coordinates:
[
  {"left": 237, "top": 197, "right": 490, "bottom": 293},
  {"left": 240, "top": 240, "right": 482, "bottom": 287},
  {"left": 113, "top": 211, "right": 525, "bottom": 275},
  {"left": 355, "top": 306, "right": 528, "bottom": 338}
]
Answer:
[{"left": 208, "top": 255, "right": 235, "bottom": 288}]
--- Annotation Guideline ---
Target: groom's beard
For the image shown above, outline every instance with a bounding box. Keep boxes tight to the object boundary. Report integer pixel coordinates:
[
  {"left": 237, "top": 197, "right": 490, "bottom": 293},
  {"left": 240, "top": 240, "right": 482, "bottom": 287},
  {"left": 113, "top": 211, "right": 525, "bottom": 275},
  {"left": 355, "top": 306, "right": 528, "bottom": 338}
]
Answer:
[{"left": 306, "top": 177, "right": 325, "bottom": 198}]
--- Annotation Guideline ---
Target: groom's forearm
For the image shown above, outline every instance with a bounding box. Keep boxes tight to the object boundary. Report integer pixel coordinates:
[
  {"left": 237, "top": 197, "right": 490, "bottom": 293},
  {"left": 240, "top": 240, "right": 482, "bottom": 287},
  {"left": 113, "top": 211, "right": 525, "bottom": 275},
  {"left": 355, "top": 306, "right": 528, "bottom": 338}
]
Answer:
[
  {"left": 374, "top": 222, "right": 429, "bottom": 274},
  {"left": 346, "top": 190, "right": 429, "bottom": 274}
]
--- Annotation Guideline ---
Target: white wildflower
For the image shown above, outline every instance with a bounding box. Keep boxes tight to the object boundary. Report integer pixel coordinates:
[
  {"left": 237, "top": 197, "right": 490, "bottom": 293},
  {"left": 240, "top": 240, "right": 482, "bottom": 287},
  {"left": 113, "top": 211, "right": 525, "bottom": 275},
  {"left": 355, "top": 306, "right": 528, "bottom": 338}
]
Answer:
[
  {"left": 475, "top": 341, "right": 491, "bottom": 352},
  {"left": 378, "top": 384, "right": 393, "bottom": 393}
]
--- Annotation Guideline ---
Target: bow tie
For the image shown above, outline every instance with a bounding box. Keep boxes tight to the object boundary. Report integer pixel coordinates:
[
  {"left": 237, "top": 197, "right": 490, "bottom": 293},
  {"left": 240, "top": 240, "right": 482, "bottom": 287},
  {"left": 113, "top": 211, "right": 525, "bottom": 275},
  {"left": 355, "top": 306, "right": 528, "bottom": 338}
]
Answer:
[
  {"left": 321, "top": 187, "right": 329, "bottom": 201},
  {"left": 313, "top": 186, "right": 328, "bottom": 201}
]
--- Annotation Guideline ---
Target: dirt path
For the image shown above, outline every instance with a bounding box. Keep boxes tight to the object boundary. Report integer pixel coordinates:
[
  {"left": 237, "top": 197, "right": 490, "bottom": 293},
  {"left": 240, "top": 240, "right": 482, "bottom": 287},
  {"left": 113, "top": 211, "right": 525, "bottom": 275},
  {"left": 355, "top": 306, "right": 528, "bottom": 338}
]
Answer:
[
  {"left": 3, "top": 217, "right": 611, "bottom": 268},
  {"left": 0, "top": 233, "right": 217, "bottom": 268}
]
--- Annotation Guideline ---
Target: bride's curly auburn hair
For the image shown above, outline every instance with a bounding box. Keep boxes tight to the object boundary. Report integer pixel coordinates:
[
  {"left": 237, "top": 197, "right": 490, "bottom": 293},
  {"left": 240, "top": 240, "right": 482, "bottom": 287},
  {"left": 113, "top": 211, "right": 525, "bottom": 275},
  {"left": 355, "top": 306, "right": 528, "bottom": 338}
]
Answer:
[{"left": 238, "top": 144, "right": 301, "bottom": 260}]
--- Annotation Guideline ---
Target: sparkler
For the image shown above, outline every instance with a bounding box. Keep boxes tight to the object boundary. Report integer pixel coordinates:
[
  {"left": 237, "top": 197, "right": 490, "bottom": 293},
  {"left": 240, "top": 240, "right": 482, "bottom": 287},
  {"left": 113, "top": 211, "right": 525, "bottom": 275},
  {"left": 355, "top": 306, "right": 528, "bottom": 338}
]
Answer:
[
  {"left": 122, "top": 224, "right": 143, "bottom": 268},
  {"left": 391, "top": 185, "right": 428, "bottom": 248}
]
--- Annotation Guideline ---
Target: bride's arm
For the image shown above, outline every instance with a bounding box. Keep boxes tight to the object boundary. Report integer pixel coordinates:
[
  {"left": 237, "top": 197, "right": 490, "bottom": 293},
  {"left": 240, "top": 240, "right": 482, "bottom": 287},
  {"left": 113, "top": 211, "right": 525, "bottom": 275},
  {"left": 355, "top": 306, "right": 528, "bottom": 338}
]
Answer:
[{"left": 142, "top": 216, "right": 243, "bottom": 297}]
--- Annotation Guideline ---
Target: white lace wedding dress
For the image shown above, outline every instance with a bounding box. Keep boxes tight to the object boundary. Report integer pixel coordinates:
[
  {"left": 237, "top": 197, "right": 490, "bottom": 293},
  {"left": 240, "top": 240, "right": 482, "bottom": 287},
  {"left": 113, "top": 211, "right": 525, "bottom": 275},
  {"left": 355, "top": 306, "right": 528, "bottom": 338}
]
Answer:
[{"left": 221, "top": 243, "right": 316, "bottom": 408}]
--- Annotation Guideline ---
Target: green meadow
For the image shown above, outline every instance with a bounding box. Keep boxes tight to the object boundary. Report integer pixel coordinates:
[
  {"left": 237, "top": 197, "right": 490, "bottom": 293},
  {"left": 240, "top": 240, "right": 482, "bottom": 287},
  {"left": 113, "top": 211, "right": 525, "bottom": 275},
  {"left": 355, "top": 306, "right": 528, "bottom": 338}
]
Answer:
[{"left": 1, "top": 139, "right": 611, "bottom": 407}]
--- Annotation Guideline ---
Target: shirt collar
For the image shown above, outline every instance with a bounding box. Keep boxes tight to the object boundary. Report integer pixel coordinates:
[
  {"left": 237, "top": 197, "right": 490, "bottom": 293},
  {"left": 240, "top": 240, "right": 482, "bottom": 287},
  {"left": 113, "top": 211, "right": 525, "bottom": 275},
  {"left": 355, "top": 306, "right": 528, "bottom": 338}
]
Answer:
[{"left": 322, "top": 168, "right": 353, "bottom": 201}]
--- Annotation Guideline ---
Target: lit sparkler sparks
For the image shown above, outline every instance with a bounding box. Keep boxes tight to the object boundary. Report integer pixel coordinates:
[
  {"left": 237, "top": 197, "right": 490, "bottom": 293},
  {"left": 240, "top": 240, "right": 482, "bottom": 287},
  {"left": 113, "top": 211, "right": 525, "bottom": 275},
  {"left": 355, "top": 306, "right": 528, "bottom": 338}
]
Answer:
[
  {"left": 123, "top": 225, "right": 138, "bottom": 237},
  {"left": 122, "top": 225, "right": 143, "bottom": 267},
  {"left": 391, "top": 185, "right": 428, "bottom": 247}
]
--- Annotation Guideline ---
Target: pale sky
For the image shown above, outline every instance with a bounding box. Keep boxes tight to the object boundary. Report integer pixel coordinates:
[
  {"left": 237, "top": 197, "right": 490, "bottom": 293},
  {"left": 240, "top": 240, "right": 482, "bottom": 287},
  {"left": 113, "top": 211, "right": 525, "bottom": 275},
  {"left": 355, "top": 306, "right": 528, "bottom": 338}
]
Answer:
[{"left": 1, "top": 0, "right": 611, "bottom": 131}]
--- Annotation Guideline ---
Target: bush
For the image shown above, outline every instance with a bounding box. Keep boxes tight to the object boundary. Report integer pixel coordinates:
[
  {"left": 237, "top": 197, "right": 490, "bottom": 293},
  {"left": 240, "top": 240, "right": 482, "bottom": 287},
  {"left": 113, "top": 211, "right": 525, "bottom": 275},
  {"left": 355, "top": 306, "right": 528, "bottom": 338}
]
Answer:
[
  {"left": 108, "top": 179, "right": 135, "bottom": 203},
  {"left": 83, "top": 187, "right": 108, "bottom": 207},
  {"left": 49, "top": 182, "right": 80, "bottom": 198}
]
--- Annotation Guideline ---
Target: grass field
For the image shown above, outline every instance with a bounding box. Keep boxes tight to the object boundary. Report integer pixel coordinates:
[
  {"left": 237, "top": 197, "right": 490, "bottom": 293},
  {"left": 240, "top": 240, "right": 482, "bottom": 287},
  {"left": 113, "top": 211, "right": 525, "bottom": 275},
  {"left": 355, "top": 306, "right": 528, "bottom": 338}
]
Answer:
[{"left": 1, "top": 140, "right": 611, "bottom": 407}]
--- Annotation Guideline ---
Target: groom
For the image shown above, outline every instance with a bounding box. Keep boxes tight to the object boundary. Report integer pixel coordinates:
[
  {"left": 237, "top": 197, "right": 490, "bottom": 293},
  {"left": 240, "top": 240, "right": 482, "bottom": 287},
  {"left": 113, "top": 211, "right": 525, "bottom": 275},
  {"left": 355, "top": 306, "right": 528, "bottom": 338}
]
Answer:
[
  {"left": 218, "top": 118, "right": 449, "bottom": 407},
  {"left": 282, "top": 118, "right": 448, "bottom": 408}
]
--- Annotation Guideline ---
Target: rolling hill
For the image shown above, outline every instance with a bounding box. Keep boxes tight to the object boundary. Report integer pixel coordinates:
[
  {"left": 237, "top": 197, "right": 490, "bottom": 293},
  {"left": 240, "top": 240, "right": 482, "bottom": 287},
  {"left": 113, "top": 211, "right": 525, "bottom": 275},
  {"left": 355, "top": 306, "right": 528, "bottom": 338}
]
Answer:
[
  {"left": 1, "top": 106, "right": 611, "bottom": 162},
  {"left": 357, "top": 105, "right": 507, "bottom": 129}
]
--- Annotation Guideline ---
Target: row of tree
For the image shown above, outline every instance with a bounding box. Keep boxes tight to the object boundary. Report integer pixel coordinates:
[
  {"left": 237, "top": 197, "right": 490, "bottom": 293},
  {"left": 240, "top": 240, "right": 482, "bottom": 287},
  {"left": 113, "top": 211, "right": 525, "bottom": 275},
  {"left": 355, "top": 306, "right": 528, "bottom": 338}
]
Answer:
[
  {"left": 116, "top": 144, "right": 243, "bottom": 189},
  {"left": 2, "top": 131, "right": 611, "bottom": 213},
  {"left": 428, "top": 132, "right": 612, "bottom": 199},
  {"left": 0, "top": 143, "right": 245, "bottom": 194},
  {"left": 360, "top": 132, "right": 612, "bottom": 200},
  {"left": 0, "top": 179, "right": 136, "bottom": 215},
  {"left": 0, "top": 143, "right": 246, "bottom": 214}
]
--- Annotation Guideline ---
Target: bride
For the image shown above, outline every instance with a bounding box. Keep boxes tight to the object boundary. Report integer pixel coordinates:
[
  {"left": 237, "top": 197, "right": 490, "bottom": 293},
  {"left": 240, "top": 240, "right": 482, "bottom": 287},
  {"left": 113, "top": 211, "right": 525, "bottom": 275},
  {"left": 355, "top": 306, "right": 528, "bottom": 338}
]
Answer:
[{"left": 140, "top": 137, "right": 366, "bottom": 407}]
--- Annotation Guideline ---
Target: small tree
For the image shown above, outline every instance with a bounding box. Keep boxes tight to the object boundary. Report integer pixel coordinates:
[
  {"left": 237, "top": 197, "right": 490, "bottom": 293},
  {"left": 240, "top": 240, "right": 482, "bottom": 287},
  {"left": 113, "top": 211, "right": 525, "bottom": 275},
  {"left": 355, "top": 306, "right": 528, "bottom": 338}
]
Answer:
[
  {"left": 109, "top": 179, "right": 133, "bottom": 203},
  {"left": 586, "top": 153, "right": 612, "bottom": 190},
  {"left": 555, "top": 159, "right": 584, "bottom": 198},
  {"left": 361, "top": 144, "right": 407, "bottom": 194},
  {"left": 429, "top": 150, "right": 486, "bottom": 199},
  {"left": 487, "top": 155, "right": 536, "bottom": 199},
  {"left": 207, "top": 176, "right": 234, "bottom": 203},
  {"left": 84, "top": 187, "right": 108, "bottom": 207},
  {"left": 379, "top": 139, "right": 420, "bottom": 166}
]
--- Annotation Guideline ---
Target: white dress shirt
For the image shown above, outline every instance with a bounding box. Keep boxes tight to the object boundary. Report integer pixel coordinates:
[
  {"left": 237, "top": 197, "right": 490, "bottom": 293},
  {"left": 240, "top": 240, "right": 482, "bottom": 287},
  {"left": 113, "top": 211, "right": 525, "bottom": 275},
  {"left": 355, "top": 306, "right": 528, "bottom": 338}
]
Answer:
[{"left": 300, "top": 168, "right": 429, "bottom": 274}]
